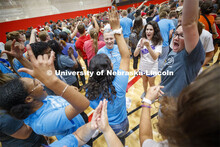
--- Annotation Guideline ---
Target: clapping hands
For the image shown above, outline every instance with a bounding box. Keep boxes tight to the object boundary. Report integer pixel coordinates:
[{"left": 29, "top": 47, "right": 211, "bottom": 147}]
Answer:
[
  {"left": 68, "top": 47, "right": 74, "bottom": 56},
  {"left": 141, "top": 38, "right": 150, "bottom": 48},
  {"left": 91, "top": 99, "right": 110, "bottom": 133}
]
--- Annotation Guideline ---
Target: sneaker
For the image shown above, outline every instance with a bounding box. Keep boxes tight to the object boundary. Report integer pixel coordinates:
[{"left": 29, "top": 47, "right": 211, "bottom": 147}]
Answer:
[{"left": 140, "top": 92, "right": 146, "bottom": 99}]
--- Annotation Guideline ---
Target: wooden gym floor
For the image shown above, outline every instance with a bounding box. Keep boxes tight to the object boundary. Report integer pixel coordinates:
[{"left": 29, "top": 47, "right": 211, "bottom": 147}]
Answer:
[{"left": 0, "top": 49, "right": 219, "bottom": 147}]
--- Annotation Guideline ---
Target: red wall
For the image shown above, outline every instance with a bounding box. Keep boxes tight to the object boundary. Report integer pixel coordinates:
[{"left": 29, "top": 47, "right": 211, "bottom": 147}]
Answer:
[
  {"left": 117, "top": 0, "right": 167, "bottom": 10},
  {"left": 0, "top": 0, "right": 166, "bottom": 43}
]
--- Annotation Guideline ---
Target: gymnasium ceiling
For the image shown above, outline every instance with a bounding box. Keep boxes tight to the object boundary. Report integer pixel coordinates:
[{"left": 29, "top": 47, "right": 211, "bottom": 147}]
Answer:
[{"left": 0, "top": 0, "right": 111, "bottom": 23}]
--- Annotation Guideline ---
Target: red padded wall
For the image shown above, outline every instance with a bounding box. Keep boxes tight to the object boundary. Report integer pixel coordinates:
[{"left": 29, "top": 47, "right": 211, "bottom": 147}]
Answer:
[{"left": 0, "top": 0, "right": 166, "bottom": 43}]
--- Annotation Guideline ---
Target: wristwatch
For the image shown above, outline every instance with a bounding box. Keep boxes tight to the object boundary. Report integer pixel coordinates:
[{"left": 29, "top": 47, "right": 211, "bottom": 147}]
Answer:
[
  {"left": 112, "top": 27, "right": 122, "bottom": 35},
  {"left": 142, "top": 98, "right": 152, "bottom": 105}
]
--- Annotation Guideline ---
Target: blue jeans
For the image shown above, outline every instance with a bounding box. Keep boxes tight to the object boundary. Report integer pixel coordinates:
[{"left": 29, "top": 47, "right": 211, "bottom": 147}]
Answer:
[
  {"left": 110, "top": 117, "right": 129, "bottom": 145},
  {"left": 158, "top": 46, "right": 169, "bottom": 71}
]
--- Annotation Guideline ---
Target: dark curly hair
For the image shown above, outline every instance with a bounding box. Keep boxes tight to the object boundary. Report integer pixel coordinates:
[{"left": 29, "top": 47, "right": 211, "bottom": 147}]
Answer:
[
  {"left": 30, "top": 42, "right": 49, "bottom": 58},
  {"left": 142, "top": 21, "right": 163, "bottom": 46},
  {"left": 48, "top": 40, "right": 63, "bottom": 70},
  {"left": 84, "top": 54, "right": 116, "bottom": 102},
  {"left": 0, "top": 78, "right": 31, "bottom": 120}
]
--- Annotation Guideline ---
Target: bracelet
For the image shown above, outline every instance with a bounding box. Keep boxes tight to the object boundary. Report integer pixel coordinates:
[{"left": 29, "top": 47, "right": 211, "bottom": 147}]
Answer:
[
  {"left": 74, "top": 132, "right": 87, "bottom": 143},
  {"left": 60, "top": 85, "right": 69, "bottom": 97},
  {"left": 141, "top": 105, "right": 152, "bottom": 108}
]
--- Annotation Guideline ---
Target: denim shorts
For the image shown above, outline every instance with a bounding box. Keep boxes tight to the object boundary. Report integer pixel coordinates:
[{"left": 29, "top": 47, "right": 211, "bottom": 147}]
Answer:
[{"left": 110, "top": 117, "right": 129, "bottom": 138}]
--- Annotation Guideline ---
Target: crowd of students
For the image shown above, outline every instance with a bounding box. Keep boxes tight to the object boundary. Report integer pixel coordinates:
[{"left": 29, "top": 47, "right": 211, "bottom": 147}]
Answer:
[{"left": 0, "top": 0, "right": 220, "bottom": 146}]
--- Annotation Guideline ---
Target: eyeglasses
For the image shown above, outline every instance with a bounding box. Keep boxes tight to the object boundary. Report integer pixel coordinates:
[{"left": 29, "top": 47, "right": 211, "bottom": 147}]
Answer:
[
  {"left": 29, "top": 79, "right": 44, "bottom": 94},
  {"left": 174, "top": 32, "right": 184, "bottom": 39}
]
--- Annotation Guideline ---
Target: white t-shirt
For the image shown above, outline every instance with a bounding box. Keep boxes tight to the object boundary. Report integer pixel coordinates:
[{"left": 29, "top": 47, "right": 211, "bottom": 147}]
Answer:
[
  {"left": 199, "top": 29, "right": 214, "bottom": 52},
  {"left": 87, "top": 24, "right": 93, "bottom": 33},
  {"left": 104, "top": 24, "right": 111, "bottom": 31},
  {"left": 0, "top": 42, "right": 7, "bottom": 60},
  {"left": 142, "top": 139, "right": 169, "bottom": 147},
  {"left": 138, "top": 39, "right": 162, "bottom": 75},
  {"left": 199, "top": 29, "right": 214, "bottom": 74}
]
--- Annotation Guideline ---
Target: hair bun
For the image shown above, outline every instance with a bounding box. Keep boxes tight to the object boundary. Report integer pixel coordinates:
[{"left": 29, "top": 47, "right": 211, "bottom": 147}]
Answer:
[{"left": 10, "top": 104, "right": 31, "bottom": 120}]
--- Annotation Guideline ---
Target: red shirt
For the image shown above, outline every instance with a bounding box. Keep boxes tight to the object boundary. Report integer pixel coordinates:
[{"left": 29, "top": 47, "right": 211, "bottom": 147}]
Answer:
[
  {"left": 84, "top": 40, "right": 105, "bottom": 66},
  {"left": 75, "top": 34, "right": 90, "bottom": 60}
]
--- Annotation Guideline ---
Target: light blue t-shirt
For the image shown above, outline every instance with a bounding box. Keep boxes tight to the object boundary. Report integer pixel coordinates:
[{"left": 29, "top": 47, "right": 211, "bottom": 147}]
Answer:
[
  {"left": 152, "top": 15, "right": 160, "bottom": 22},
  {"left": 0, "top": 62, "right": 12, "bottom": 74},
  {"left": 90, "top": 69, "right": 129, "bottom": 125},
  {"left": 161, "top": 40, "right": 205, "bottom": 97},
  {"left": 97, "top": 45, "right": 121, "bottom": 71},
  {"left": 24, "top": 95, "right": 85, "bottom": 140},
  {"left": 13, "top": 54, "right": 33, "bottom": 78},
  {"left": 158, "top": 19, "right": 175, "bottom": 47},
  {"left": 120, "top": 17, "right": 133, "bottom": 38},
  {"left": 50, "top": 134, "right": 78, "bottom": 147}
]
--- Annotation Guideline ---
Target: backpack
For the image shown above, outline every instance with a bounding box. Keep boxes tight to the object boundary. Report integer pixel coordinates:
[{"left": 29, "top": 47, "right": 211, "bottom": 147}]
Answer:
[{"left": 129, "top": 30, "right": 138, "bottom": 49}]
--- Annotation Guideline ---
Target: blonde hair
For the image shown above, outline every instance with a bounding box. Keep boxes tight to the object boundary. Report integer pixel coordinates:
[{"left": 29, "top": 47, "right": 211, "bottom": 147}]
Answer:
[{"left": 90, "top": 28, "right": 99, "bottom": 54}]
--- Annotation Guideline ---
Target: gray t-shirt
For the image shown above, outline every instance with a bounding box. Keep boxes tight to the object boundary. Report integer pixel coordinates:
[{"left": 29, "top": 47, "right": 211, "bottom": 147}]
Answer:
[
  {"left": 57, "top": 54, "right": 77, "bottom": 85},
  {"left": 161, "top": 39, "right": 205, "bottom": 97},
  {"left": 143, "top": 139, "right": 169, "bottom": 147}
]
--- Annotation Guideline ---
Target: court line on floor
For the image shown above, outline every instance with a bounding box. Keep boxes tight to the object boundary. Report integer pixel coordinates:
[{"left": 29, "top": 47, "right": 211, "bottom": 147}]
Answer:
[{"left": 126, "top": 75, "right": 141, "bottom": 92}]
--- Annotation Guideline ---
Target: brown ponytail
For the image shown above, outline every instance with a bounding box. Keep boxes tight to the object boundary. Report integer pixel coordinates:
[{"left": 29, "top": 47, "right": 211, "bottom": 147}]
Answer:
[{"left": 90, "top": 28, "right": 99, "bottom": 54}]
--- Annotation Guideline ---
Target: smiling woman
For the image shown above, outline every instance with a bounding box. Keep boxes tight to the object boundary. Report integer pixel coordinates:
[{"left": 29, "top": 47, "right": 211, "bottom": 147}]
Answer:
[
  {"left": 134, "top": 21, "right": 162, "bottom": 99},
  {"left": 0, "top": 41, "right": 90, "bottom": 140}
]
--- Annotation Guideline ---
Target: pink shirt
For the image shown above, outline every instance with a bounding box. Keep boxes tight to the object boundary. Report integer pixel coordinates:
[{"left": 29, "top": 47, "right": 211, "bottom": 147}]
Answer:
[{"left": 83, "top": 40, "right": 105, "bottom": 66}]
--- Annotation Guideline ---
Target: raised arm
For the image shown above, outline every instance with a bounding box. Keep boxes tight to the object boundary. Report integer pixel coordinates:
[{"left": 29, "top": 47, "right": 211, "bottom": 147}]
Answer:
[
  {"left": 29, "top": 29, "right": 37, "bottom": 44},
  {"left": 136, "top": 0, "right": 148, "bottom": 10},
  {"left": 2, "top": 40, "right": 32, "bottom": 70},
  {"left": 70, "top": 22, "right": 79, "bottom": 39},
  {"left": 182, "top": 0, "right": 199, "bottom": 54},
  {"left": 139, "top": 86, "right": 164, "bottom": 146},
  {"left": 92, "top": 16, "right": 100, "bottom": 32},
  {"left": 18, "top": 46, "right": 89, "bottom": 120},
  {"left": 109, "top": 8, "right": 130, "bottom": 72}
]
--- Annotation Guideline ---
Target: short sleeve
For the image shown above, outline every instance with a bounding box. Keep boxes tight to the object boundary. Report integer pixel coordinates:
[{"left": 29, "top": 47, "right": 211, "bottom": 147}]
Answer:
[
  {"left": 142, "top": 139, "right": 169, "bottom": 147},
  {"left": 113, "top": 69, "right": 129, "bottom": 93},
  {"left": 186, "top": 39, "right": 205, "bottom": 64},
  {"left": 137, "top": 39, "right": 142, "bottom": 48},
  {"left": 203, "top": 32, "right": 214, "bottom": 53},
  {"left": 37, "top": 108, "right": 76, "bottom": 136},
  {"left": 0, "top": 114, "right": 23, "bottom": 136},
  {"left": 50, "top": 134, "right": 78, "bottom": 147},
  {"left": 98, "top": 41, "right": 106, "bottom": 49},
  {"left": 169, "top": 20, "right": 175, "bottom": 31},
  {"left": 155, "top": 44, "right": 162, "bottom": 54}
]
